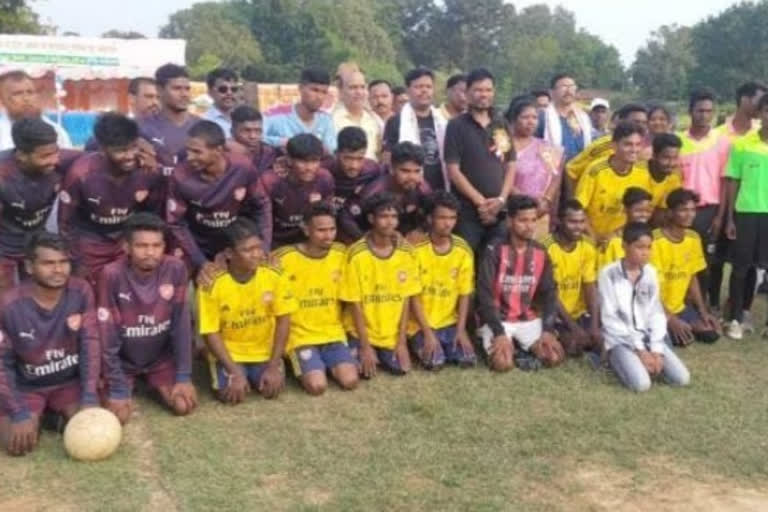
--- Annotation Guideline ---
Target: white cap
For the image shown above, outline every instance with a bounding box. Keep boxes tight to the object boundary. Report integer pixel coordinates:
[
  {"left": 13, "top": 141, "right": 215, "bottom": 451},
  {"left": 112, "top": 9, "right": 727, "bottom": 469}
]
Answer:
[{"left": 590, "top": 98, "right": 610, "bottom": 110}]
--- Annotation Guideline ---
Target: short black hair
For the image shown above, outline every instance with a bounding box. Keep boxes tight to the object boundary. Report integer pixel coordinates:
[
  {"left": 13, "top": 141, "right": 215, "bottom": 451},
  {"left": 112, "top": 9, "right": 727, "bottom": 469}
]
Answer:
[
  {"left": 231, "top": 105, "right": 262, "bottom": 128},
  {"left": 550, "top": 73, "right": 574, "bottom": 89},
  {"left": 128, "top": 77, "right": 155, "bottom": 96},
  {"left": 425, "top": 191, "right": 460, "bottom": 215},
  {"left": 688, "top": 88, "right": 716, "bottom": 113},
  {"left": 558, "top": 198, "right": 584, "bottom": 219},
  {"left": 652, "top": 133, "right": 682, "bottom": 155},
  {"left": 11, "top": 117, "right": 57, "bottom": 153},
  {"left": 622, "top": 221, "right": 652, "bottom": 244},
  {"left": 622, "top": 187, "right": 652, "bottom": 208},
  {"left": 390, "top": 141, "right": 424, "bottom": 167},
  {"left": 647, "top": 103, "right": 672, "bottom": 121},
  {"left": 466, "top": 68, "right": 494, "bottom": 89},
  {"left": 666, "top": 188, "right": 700, "bottom": 210},
  {"left": 368, "top": 79, "right": 392, "bottom": 91},
  {"left": 154, "top": 63, "right": 188, "bottom": 88},
  {"left": 404, "top": 67, "right": 434, "bottom": 87},
  {"left": 123, "top": 212, "right": 166, "bottom": 242},
  {"left": 363, "top": 191, "right": 401, "bottom": 218},
  {"left": 303, "top": 201, "right": 336, "bottom": 224},
  {"left": 300, "top": 67, "right": 330, "bottom": 86},
  {"left": 25, "top": 231, "right": 68, "bottom": 261},
  {"left": 223, "top": 217, "right": 260, "bottom": 248},
  {"left": 337, "top": 126, "right": 367, "bottom": 153},
  {"left": 735, "top": 81, "right": 768, "bottom": 106},
  {"left": 506, "top": 194, "right": 538, "bottom": 217},
  {"left": 758, "top": 93, "right": 768, "bottom": 112},
  {"left": 446, "top": 74, "right": 467, "bottom": 89},
  {"left": 93, "top": 112, "right": 139, "bottom": 148},
  {"left": 188, "top": 120, "right": 226, "bottom": 148},
  {"left": 504, "top": 95, "right": 537, "bottom": 122},
  {"left": 392, "top": 85, "right": 407, "bottom": 96},
  {"left": 286, "top": 133, "right": 323, "bottom": 160},
  {"left": 531, "top": 89, "right": 550, "bottom": 100},
  {"left": 616, "top": 103, "right": 647, "bottom": 120},
  {"left": 612, "top": 120, "right": 645, "bottom": 142},
  {"left": 206, "top": 67, "right": 238, "bottom": 89}
]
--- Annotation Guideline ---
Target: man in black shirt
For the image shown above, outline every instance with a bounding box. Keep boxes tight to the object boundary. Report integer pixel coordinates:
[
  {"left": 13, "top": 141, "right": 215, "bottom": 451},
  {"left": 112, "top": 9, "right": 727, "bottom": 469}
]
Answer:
[
  {"left": 445, "top": 68, "right": 516, "bottom": 251},
  {"left": 382, "top": 68, "right": 448, "bottom": 191}
]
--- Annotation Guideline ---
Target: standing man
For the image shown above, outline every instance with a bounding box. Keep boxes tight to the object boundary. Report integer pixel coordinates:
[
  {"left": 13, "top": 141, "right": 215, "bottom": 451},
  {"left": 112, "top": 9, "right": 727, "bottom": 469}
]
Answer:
[
  {"left": 382, "top": 68, "right": 447, "bottom": 191},
  {"left": 368, "top": 79, "right": 394, "bottom": 130},
  {"left": 716, "top": 81, "right": 767, "bottom": 141},
  {"left": 230, "top": 105, "right": 277, "bottom": 174},
  {"left": 0, "top": 71, "right": 71, "bottom": 150},
  {"left": 445, "top": 68, "right": 515, "bottom": 252},
  {"left": 439, "top": 74, "right": 467, "bottom": 120},
  {"left": 537, "top": 73, "right": 593, "bottom": 163},
  {"left": 264, "top": 67, "right": 336, "bottom": 154},
  {"left": 392, "top": 86, "right": 409, "bottom": 115},
  {"left": 127, "top": 77, "right": 160, "bottom": 120},
  {"left": 531, "top": 89, "right": 551, "bottom": 112},
  {"left": 139, "top": 64, "right": 199, "bottom": 171},
  {"left": 203, "top": 68, "right": 241, "bottom": 135},
  {"left": 333, "top": 70, "right": 381, "bottom": 160},
  {"left": 589, "top": 98, "right": 611, "bottom": 137}
]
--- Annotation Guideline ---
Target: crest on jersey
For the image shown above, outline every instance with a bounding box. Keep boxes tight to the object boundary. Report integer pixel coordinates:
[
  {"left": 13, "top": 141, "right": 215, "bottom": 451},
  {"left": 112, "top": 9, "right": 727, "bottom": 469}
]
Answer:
[
  {"left": 0, "top": 330, "right": 4, "bottom": 346},
  {"left": 173, "top": 248, "right": 184, "bottom": 258},
  {"left": 451, "top": 267, "right": 459, "bottom": 279},
  {"left": 300, "top": 349, "right": 313, "bottom": 361},
  {"left": 405, "top": 204, "right": 416, "bottom": 213},
  {"left": 234, "top": 187, "right": 246, "bottom": 201},
  {"left": 167, "top": 199, "right": 177, "bottom": 212},
  {"left": 97, "top": 307, "right": 110, "bottom": 323},
  {"left": 159, "top": 284, "right": 174, "bottom": 301},
  {"left": 67, "top": 314, "right": 82, "bottom": 331},
  {"left": 59, "top": 190, "right": 71, "bottom": 204},
  {"left": 398, "top": 270, "right": 407, "bottom": 283},
  {"left": 135, "top": 189, "right": 149, "bottom": 203},
  {"left": 350, "top": 204, "right": 361, "bottom": 216},
  {"left": 309, "top": 192, "right": 322, "bottom": 203},
  {"left": 354, "top": 185, "right": 363, "bottom": 195},
  {"left": 331, "top": 269, "right": 341, "bottom": 282},
  {"left": 262, "top": 291, "right": 274, "bottom": 304}
]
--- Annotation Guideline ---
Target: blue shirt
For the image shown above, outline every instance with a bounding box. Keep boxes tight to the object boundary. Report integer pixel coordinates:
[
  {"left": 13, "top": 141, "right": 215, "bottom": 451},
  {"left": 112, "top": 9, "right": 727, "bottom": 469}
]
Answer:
[
  {"left": 536, "top": 110, "right": 589, "bottom": 163},
  {"left": 203, "top": 106, "right": 232, "bottom": 136},
  {"left": 263, "top": 103, "right": 336, "bottom": 153}
]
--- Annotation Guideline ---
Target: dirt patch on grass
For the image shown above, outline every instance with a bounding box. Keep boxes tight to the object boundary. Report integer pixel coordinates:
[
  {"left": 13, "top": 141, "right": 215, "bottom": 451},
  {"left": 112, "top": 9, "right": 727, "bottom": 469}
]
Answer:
[{"left": 0, "top": 496, "right": 77, "bottom": 512}]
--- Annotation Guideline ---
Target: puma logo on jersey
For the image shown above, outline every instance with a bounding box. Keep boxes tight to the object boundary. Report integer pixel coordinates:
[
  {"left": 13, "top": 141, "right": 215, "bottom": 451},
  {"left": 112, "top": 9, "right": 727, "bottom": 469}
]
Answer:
[
  {"left": 19, "top": 329, "right": 35, "bottom": 340},
  {"left": 10, "top": 200, "right": 24, "bottom": 209},
  {"left": 87, "top": 197, "right": 101, "bottom": 205},
  {"left": 118, "top": 292, "right": 132, "bottom": 302}
]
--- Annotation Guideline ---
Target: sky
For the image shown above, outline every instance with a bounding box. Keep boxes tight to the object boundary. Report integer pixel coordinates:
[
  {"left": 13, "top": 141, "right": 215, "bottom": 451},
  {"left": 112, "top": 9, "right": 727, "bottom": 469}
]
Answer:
[{"left": 34, "top": 0, "right": 741, "bottom": 66}]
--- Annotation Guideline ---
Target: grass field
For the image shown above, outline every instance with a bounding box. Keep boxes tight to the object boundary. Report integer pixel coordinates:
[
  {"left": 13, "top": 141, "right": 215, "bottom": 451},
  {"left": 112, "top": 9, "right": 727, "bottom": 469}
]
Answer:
[{"left": 2, "top": 332, "right": 768, "bottom": 511}]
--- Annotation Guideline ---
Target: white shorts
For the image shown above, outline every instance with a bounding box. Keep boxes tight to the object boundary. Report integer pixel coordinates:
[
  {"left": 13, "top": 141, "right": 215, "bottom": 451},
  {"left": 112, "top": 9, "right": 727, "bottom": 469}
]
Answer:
[{"left": 478, "top": 318, "right": 543, "bottom": 353}]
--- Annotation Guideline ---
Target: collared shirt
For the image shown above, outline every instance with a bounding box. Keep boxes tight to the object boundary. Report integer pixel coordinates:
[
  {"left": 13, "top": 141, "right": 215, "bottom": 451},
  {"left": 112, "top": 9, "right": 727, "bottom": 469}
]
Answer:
[
  {"left": 677, "top": 128, "right": 731, "bottom": 206},
  {"left": 263, "top": 103, "right": 336, "bottom": 153},
  {"left": 332, "top": 104, "right": 381, "bottom": 160},
  {"left": 0, "top": 115, "right": 72, "bottom": 150},
  {"left": 439, "top": 103, "right": 461, "bottom": 121},
  {"left": 715, "top": 116, "right": 760, "bottom": 142},
  {"left": 203, "top": 106, "right": 232, "bottom": 135}
]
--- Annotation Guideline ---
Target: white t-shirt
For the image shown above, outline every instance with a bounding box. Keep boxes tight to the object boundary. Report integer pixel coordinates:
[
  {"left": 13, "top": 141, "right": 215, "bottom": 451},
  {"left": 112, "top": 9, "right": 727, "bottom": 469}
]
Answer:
[{"left": 0, "top": 115, "right": 72, "bottom": 150}]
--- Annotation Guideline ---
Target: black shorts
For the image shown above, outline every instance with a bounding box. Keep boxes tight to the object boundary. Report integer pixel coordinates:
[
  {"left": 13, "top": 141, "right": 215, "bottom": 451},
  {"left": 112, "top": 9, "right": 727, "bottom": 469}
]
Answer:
[{"left": 728, "top": 212, "right": 768, "bottom": 269}]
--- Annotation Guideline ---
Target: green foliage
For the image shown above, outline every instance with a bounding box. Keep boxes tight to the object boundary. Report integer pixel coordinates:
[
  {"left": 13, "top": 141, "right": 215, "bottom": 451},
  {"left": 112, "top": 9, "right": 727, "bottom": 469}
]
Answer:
[
  {"left": 101, "top": 30, "right": 146, "bottom": 39},
  {"left": 631, "top": 25, "right": 695, "bottom": 101},
  {"left": 0, "top": 0, "right": 44, "bottom": 34}
]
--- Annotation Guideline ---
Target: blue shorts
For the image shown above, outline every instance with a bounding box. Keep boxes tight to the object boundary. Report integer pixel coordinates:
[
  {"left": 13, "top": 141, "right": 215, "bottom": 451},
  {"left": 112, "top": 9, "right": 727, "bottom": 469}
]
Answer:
[
  {"left": 288, "top": 342, "right": 356, "bottom": 377},
  {"left": 347, "top": 338, "right": 405, "bottom": 376},
  {"left": 673, "top": 305, "right": 719, "bottom": 344},
  {"left": 208, "top": 360, "right": 269, "bottom": 391},
  {"left": 409, "top": 325, "right": 477, "bottom": 368},
  {"left": 677, "top": 305, "right": 700, "bottom": 324}
]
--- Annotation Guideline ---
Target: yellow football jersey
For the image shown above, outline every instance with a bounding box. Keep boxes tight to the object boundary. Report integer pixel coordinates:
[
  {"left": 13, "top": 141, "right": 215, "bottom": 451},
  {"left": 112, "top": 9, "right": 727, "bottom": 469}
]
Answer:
[
  {"left": 598, "top": 233, "right": 624, "bottom": 271},
  {"left": 272, "top": 243, "right": 347, "bottom": 350},
  {"left": 650, "top": 228, "right": 706, "bottom": 314},
  {"left": 407, "top": 235, "right": 474, "bottom": 336},
  {"left": 566, "top": 135, "right": 613, "bottom": 181},
  {"left": 340, "top": 238, "right": 421, "bottom": 349},
  {"left": 575, "top": 159, "right": 652, "bottom": 239},
  {"left": 649, "top": 172, "right": 683, "bottom": 209},
  {"left": 543, "top": 235, "right": 597, "bottom": 318},
  {"left": 198, "top": 265, "right": 298, "bottom": 363}
]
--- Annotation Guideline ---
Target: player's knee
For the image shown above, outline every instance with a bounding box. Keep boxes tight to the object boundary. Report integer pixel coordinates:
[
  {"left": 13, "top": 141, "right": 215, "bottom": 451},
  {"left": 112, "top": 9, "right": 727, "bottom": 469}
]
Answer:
[
  {"left": 172, "top": 397, "right": 193, "bottom": 416},
  {"left": 627, "top": 374, "right": 652, "bottom": 393},
  {"left": 490, "top": 354, "right": 512, "bottom": 372},
  {"left": 335, "top": 366, "right": 359, "bottom": 390}
]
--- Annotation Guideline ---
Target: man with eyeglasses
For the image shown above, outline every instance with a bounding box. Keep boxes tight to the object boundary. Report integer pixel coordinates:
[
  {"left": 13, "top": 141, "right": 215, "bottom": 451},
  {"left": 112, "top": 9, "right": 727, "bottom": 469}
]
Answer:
[
  {"left": 204, "top": 68, "right": 241, "bottom": 135},
  {"left": 537, "top": 73, "right": 594, "bottom": 163}
]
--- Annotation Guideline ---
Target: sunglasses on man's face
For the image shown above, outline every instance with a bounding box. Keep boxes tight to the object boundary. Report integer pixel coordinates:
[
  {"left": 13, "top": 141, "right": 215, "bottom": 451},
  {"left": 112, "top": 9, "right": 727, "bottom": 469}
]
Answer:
[{"left": 217, "top": 85, "right": 241, "bottom": 94}]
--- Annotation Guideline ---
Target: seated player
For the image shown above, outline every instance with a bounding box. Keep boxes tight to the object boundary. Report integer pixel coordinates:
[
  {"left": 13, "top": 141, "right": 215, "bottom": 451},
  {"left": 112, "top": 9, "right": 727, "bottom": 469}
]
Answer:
[
  {"left": 598, "top": 187, "right": 653, "bottom": 270},
  {"left": 340, "top": 193, "right": 421, "bottom": 378},
  {"left": 648, "top": 133, "right": 683, "bottom": 226},
  {"left": 272, "top": 203, "right": 358, "bottom": 395},
  {"left": 260, "top": 133, "right": 335, "bottom": 248},
  {"left": 476, "top": 195, "right": 564, "bottom": 372},
  {"left": 340, "top": 141, "right": 431, "bottom": 243},
  {"left": 598, "top": 222, "right": 690, "bottom": 392},
  {"left": 651, "top": 189, "right": 720, "bottom": 345},
  {"left": 329, "top": 127, "right": 382, "bottom": 244},
  {"left": 229, "top": 105, "right": 277, "bottom": 174},
  {"left": 97, "top": 213, "right": 197, "bottom": 424},
  {"left": 542, "top": 199, "right": 601, "bottom": 357},
  {"left": 167, "top": 120, "right": 271, "bottom": 285},
  {"left": 407, "top": 192, "right": 476, "bottom": 370},
  {"left": 575, "top": 121, "right": 652, "bottom": 245},
  {"left": 0, "top": 233, "right": 99, "bottom": 456},
  {"left": 198, "top": 218, "right": 297, "bottom": 404},
  {"left": 59, "top": 112, "right": 163, "bottom": 280}
]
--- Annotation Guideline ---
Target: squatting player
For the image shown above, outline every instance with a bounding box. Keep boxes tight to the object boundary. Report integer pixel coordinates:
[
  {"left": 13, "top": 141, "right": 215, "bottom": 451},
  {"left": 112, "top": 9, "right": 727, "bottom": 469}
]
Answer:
[
  {"left": 0, "top": 233, "right": 100, "bottom": 456},
  {"left": 97, "top": 213, "right": 197, "bottom": 424}
]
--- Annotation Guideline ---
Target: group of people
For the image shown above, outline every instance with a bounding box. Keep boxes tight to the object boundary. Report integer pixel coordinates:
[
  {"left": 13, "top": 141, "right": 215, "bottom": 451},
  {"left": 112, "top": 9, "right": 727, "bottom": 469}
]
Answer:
[{"left": 0, "top": 60, "right": 766, "bottom": 457}]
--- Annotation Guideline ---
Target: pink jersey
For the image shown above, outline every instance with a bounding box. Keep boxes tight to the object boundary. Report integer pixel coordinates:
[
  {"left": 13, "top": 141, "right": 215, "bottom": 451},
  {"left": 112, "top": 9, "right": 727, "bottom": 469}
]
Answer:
[{"left": 677, "top": 129, "right": 731, "bottom": 206}]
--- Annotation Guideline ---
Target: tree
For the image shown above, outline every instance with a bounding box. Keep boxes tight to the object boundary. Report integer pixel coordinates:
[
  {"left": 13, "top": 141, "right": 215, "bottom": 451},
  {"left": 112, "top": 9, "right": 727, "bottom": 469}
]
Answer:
[
  {"left": 631, "top": 25, "right": 695, "bottom": 100},
  {"left": 101, "top": 30, "right": 146, "bottom": 39},
  {"left": 0, "top": 0, "right": 44, "bottom": 34}
]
